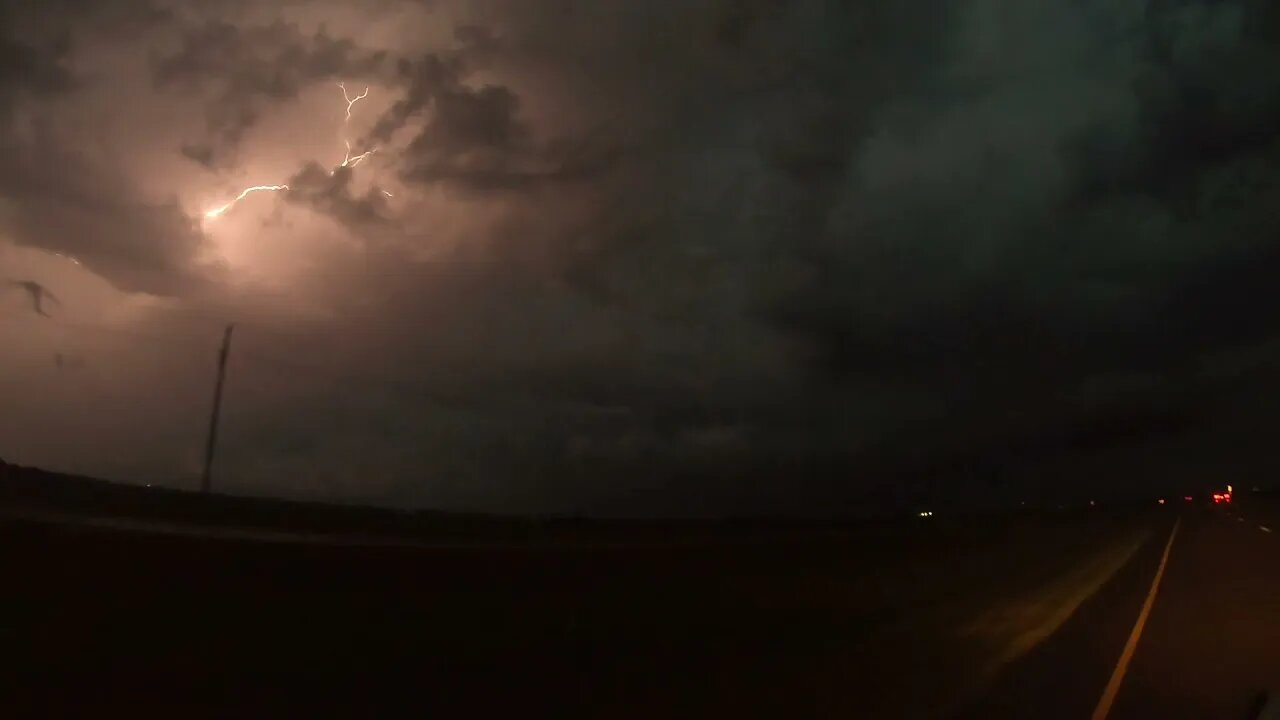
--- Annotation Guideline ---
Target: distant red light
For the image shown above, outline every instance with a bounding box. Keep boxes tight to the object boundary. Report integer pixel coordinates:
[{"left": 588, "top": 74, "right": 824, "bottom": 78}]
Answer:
[{"left": 1184, "top": 496, "right": 1193, "bottom": 502}]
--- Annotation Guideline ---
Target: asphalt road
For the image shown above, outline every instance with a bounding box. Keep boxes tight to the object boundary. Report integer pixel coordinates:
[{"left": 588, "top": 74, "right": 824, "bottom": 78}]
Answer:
[{"left": 960, "top": 500, "right": 1280, "bottom": 719}]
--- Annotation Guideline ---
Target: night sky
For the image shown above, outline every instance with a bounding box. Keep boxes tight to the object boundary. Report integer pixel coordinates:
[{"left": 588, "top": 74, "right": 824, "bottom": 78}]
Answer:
[{"left": 1, "top": 0, "right": 1279, "bottom": 515}]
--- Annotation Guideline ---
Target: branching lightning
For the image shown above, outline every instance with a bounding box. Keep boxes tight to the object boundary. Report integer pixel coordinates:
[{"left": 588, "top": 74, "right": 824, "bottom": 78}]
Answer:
[
  {"left": 337, "top": 82, "right": 377, "bottom": 170},
  {"left": 202, "top": 81, "right": 386, "bottom": 222},
  {"left": 340, "top": 139, "right": 377, "bottom": 168},
  {"left": 339, "top": 82, "right": 369, "bottom": 122}
]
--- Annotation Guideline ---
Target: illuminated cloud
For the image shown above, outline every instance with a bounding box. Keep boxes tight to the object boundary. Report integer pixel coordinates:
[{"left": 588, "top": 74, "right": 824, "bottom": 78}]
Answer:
[
  {"left": 152, "top": 18, "right": 391, "bottom": 164},
  {"left": 0, "top": 0, "right": 1277, "bottom": 513}
]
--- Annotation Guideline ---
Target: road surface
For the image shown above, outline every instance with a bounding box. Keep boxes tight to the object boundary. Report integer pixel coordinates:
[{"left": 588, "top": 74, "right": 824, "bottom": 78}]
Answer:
[
  {"left": 3, "top": 499, "right": 1278, "bottom": 717},
  {"left": 961, "top": 500, "right": 1280, "bottom": 719}
]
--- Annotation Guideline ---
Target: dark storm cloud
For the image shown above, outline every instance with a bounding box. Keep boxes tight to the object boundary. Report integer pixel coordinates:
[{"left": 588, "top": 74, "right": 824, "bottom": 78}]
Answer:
[
  {"left": 179, "top": 142, "right": 216, "bottom": 168},
  {"left": 411, "top": 0, "right": 1280, "bottom": 505},
  {"left": 291, "top": 0, "right": 1029, "bottom": 504},
  {"left": 0, "top": 34, "right": 75, "bottom": 98},
  {"left": 0, "top": 3, "right": 79, "bottom": 101},
  {"left": 152, "top": 19, "right": 391, "bottom": 164},
  {"left": 284, "top": 162, "right": 392, "bottom": 231},
  {"left": 4, "top": 0, "right": 1280, "bottom": 513},
  {"left": 0, "top": 0, "right": 171, "bottom": 100},
  {"left": 395, "top": 79, "right": 619, "bottom": 193},
  {"left": 756, "top": 0, "right": 1280, "bottom": 384},
  {"left": 0, "top": 140, "right": 215, "bottom": 296},
  {"left": 0, "top": 0, "right": 213, "bottom": 295},
  {"left": 359, "top": 42, "right": 619, "bottom": 195}
]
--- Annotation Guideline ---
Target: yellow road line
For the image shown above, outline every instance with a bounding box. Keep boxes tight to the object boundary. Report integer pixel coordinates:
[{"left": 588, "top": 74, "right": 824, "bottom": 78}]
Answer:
[{"left": 1090, "top": 518, "right": 1180, "bottom": 720}]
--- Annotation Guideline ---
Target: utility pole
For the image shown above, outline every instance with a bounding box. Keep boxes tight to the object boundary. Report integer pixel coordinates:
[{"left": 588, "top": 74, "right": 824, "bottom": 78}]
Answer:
[{"left": 201, "top": 324, "right": 234, "bottom": 494}]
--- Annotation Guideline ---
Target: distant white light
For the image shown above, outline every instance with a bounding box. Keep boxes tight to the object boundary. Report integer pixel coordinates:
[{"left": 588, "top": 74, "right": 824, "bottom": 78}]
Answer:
[
  {"left": 1158, "top": 498, "right": 1166, "bottom": 505},
  {"left": 918, "top": 511, "right": 934, "bottom": 518}
]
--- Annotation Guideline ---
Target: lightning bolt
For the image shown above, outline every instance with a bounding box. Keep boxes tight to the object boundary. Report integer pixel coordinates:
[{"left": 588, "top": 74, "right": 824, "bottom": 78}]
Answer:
[
  {"left": 337, "top": 82, "right": 377, "bottom": 170},
  {"left": 202, "top": 81, "right": 384, "bottom": 222},
  {"left": 340, "top": 139, "right": 377, "bottom": 168},
  {"left": 203, "top": 185, "right": 289, "bottom": 220},
  {"left": 339, "top": 82, "right": 370, "bottom": 122}
]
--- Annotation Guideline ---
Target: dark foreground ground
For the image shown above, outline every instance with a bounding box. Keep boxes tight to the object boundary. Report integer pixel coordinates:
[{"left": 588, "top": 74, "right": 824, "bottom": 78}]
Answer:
[
  {"left": 961, "top": 496, "right": 1280, "bottom": 720},
  {"left": 3, "top": 464, "right": 1277, "bottom": 718}
]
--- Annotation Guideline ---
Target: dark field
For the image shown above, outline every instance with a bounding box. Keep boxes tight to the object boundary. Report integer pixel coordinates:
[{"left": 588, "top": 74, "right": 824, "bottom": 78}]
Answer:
[{"left": 0, "top": 464, "right": 1164, "bottom": 718}]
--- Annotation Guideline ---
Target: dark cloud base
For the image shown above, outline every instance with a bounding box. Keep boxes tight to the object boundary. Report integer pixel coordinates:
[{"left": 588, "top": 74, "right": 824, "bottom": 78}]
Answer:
[{"left": 1, "top": 0, "right": 1279, "bottom": 514}]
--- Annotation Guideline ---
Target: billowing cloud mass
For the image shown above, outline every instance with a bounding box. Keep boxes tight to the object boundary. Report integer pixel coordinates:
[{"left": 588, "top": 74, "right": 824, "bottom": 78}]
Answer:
[{"left": 1, "top": 0, "right": 1279, "bottom": 515}]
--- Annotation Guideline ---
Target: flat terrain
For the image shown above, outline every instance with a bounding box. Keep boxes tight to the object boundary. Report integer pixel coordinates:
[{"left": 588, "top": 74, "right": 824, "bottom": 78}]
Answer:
[{"left": 8, "top": 465, "right": 1276, "bottom": 717}]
